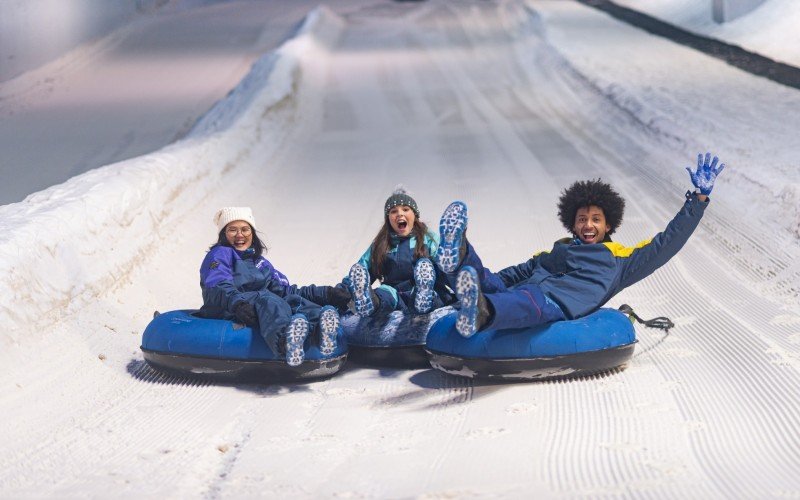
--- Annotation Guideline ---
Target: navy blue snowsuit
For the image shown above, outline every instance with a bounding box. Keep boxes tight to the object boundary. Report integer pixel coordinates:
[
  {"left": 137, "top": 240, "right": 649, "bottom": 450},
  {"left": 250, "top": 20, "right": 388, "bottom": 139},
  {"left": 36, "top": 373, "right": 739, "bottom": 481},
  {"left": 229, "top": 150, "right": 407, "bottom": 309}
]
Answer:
[
  {"left": 346, "top": 231, "right": 454, "bottom": 314},
  {"left": 445, "top": 193, "right": 709, "bottom": 331},
  {"left": 199, "top": 245, "right": 330, "bottom": 355}
]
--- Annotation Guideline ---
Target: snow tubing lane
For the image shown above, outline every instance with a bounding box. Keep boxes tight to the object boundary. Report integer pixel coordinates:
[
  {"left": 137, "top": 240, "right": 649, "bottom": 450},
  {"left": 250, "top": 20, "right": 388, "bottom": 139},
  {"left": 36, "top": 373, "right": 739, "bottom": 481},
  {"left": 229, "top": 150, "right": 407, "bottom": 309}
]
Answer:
[
  {"left": 425, "top": 308, "right": 636, "bottom": 381},
  {"left": 341, "top": 307, "right": 454, "bottom": 368},
  {"left": 140, "top": 310, "right": 347, "bottom": 382}
]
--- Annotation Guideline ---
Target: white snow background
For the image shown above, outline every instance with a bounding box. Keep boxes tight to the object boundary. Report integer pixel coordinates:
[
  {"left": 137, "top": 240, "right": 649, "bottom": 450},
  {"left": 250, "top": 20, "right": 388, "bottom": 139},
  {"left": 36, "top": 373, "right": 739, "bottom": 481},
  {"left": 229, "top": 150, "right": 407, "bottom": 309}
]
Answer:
[{"left": 1, "top": 0, "right": 799, "bottom": 497}]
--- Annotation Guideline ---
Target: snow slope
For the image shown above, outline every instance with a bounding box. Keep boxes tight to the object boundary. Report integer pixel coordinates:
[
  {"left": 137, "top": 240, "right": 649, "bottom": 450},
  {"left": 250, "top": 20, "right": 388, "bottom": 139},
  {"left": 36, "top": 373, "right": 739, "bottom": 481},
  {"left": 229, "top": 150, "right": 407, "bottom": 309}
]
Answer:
[{"left": 1, "top": 0, "right": 799, "bottom": 497}]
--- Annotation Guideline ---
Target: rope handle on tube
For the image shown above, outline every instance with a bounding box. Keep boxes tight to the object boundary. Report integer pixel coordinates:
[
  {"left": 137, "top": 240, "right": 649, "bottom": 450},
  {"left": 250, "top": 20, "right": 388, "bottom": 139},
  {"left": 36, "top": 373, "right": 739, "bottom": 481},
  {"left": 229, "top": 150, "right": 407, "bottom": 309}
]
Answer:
[{"left": 618, "top": 304, "right": 674, "bottom": 331}]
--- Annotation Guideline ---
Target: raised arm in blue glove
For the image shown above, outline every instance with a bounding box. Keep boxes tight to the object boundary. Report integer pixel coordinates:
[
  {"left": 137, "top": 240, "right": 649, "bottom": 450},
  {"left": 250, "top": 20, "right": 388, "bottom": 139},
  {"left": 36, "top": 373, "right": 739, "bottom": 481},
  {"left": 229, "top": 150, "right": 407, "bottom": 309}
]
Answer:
[{"left": 686, "top": 152, "right": 725, "bottom": 199}]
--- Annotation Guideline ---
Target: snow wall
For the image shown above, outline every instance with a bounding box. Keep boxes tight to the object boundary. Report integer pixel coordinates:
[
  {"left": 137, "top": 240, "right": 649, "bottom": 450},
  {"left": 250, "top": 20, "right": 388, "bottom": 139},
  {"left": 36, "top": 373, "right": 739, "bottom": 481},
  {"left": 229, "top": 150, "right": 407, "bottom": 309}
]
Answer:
[
  {"left": 0, "top": 0, "right": 167, "bottom": 83},
  {"left": 713, "top": 0, "right": 767, "bottom": 22},
  {"left": 0, "top": 6, "right": 344, "bottom": 346}
]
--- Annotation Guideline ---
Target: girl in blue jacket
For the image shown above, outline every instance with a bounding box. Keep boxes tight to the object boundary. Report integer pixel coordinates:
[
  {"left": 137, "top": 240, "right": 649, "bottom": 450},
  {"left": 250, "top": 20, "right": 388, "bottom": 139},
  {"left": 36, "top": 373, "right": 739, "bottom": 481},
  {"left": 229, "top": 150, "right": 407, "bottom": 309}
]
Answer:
[
  {"left": 347, "top": 187, "right": 454, "bottom": 317},
  {"left": 199, "top": 207, "right": 351, "bottom": 366}
]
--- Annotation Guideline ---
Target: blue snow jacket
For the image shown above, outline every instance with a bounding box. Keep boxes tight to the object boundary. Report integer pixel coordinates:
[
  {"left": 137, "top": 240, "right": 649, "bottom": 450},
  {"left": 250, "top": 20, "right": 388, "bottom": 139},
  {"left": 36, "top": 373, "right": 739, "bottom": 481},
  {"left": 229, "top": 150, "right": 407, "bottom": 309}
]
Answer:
[
  {"left": 199, "top": 245, "right": 328, "bottom": 319},
  {"left": 496, "top": 192, "right": 708, "bottom": 319}
]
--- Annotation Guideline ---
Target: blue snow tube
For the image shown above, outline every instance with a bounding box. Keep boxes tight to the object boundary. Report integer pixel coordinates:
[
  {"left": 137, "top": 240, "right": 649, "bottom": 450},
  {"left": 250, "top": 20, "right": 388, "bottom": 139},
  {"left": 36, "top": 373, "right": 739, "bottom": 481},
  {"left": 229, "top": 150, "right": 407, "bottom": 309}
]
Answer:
[
  {"left": 425, "top": 308, "right": 636, "bottom": 381},
  {"left": 140, "top": 310, "right": 348, "bottom": 382},
  {"left": 341, "top": 306, "right": 455, "bottom": 368}
]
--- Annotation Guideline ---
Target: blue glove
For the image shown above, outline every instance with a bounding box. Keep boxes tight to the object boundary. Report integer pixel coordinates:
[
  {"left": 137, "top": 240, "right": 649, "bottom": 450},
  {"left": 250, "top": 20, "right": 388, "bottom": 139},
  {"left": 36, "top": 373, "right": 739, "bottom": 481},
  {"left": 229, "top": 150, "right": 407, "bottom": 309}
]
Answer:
[{"left": 686, "top": 152, "right": 725, "bottom": 195}]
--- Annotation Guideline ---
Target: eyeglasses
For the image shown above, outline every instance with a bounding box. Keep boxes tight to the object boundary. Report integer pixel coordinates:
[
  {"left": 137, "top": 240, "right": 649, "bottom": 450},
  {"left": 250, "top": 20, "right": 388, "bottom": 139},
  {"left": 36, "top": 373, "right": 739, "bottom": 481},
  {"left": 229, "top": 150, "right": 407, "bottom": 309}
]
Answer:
[{"left": 226, "top": 226, "right": 252, "bottom": 236}]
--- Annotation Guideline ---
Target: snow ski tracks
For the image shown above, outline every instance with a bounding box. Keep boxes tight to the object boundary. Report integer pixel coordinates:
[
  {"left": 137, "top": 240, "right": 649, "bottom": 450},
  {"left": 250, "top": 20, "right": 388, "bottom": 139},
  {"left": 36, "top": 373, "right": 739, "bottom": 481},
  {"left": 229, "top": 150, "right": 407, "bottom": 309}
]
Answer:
[
  {"left": 612, "top": 160, "right": 800, "bottom": 482},
  {"left": 389, "top": 1, "right": 571, "bottom": 255},
  {"left": 193, "top": 377, "right": 346, "bottom": 499},
  {"left": 604, "top": 211, "right": 800, "bottom": 493},
  {"left": 642, "top": 281, "right": 799, "bottom": 482},
  {"left": 419, "top": 370, "right": 474, "bottom": 493},
  {"left": 1, "top": 353, "right": 233, "bottom": 496},
  {"left": 489, "top": 2, "right": 800, "bottom": 493},
  {"left": 197, "top": 367, "right": 475, "bottom": 497},
  {"left": 337, "top": 368, "right": 474, "bottom": 497},
  {"left": 538, "top": 371, "right": 704, "bottom": 497}
]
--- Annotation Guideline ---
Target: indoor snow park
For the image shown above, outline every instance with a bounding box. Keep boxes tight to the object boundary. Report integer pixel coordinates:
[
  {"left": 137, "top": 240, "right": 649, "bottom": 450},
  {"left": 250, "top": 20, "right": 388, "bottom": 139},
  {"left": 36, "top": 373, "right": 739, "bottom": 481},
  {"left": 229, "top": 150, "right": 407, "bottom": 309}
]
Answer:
[{"left": 1, "top": 0, "right": 799, "bottom": 497}]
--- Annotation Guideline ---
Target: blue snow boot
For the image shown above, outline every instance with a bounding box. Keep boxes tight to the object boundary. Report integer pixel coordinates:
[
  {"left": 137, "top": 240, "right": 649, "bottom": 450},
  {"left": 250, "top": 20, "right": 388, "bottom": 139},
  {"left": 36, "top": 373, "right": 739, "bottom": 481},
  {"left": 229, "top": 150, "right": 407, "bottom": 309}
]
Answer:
[
  {"left": 318, "top": 306, "right": 339, "bottom": 357},
  {"left": 436, "top": 201, "right": 468, "bottom": 273},
  {"left": 413, "top": 257, "right": 436, "bottom": 314},
  {"left": 348, "top": 263, "right": 376, "bottom": 317},
  {"left": 284, "top": 314, "right": 309, "bottom": 367},
  {"left": 455, "top": 266, "right": 489, "bottom": 338}
]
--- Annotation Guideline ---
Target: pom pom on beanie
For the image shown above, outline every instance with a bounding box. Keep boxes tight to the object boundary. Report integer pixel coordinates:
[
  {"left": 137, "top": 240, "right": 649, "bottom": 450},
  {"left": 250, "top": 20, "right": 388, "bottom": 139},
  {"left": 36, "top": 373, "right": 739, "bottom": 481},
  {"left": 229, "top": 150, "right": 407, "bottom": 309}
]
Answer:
[
  {"left": 214, "top": 207, "right": 256, "bottom": 231},
  {"left": 384, "top": 185, "right": 419, "bottom": 217}
]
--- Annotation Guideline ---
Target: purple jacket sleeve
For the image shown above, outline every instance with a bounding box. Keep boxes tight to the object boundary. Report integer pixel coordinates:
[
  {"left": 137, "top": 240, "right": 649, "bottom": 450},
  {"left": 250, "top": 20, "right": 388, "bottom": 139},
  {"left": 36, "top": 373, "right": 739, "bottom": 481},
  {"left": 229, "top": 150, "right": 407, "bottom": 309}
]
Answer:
[{"left": 199, "top": 247, "right": 254, "bottom": 315}]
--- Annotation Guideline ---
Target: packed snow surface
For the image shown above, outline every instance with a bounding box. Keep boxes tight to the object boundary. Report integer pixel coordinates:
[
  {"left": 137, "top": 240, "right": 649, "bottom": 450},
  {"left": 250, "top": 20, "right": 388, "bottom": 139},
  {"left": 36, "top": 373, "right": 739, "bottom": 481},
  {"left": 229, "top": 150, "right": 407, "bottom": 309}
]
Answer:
[{"left": 1, "top": 0, "right": 799, "bottom": 497}]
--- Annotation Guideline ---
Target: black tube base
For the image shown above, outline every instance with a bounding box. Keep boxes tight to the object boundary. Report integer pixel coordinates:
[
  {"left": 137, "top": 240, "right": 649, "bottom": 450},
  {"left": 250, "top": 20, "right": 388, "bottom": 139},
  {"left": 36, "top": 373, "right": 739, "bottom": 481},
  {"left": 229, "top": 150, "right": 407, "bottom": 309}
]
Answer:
[
  {"left": 425, "top": 343, "right": 636, "bottom": 381},
  {"left": 141, "top": 348, "right": 347, "bottom": 383},
  {"left": 347, "top": 344, "right": 430, "bottom": 369}
]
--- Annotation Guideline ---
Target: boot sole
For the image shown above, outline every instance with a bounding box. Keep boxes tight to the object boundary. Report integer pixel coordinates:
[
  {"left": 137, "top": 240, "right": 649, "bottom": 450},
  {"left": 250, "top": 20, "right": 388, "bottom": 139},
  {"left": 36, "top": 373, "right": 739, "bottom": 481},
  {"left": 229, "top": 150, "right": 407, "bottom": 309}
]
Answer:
[
  {"left": 349, "top": 264, "right": 374, "bottom": 317},
  {"left": 319, "top": 307, "right": 339, "bottom": 356},
  {"left": 285, "top": 315, "right": 309, "bottom": 367},
  {"left": 437, "top": 201, "right": 467, "bottom": 273},
  {"left": 414, "top": 258, "right": 435, "bottom": 314},
  {"left": 455, "top": 266, "right": 479, "bottom": 338}
]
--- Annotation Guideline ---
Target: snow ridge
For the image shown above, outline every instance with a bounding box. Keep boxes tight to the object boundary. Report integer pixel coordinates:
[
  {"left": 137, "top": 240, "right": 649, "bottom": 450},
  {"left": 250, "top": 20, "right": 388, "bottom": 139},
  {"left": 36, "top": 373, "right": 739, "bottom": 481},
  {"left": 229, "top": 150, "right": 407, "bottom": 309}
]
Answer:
[{"left": 0, "top": 6, "right": 345, "bottom": 347}]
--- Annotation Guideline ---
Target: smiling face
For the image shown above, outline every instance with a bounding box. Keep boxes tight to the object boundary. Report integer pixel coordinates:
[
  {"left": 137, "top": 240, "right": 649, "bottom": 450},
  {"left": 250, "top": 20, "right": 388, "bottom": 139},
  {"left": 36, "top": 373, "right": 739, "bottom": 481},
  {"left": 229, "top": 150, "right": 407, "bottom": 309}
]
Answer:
[
  {"left": 224, "top": 220, "right": 253, "bottom": 251},
  {"left": 388, "top": 205, "right": 416, "bottom": 237},
  {"left": 572, "top": 205, "right": 610, "bottom": 244}
]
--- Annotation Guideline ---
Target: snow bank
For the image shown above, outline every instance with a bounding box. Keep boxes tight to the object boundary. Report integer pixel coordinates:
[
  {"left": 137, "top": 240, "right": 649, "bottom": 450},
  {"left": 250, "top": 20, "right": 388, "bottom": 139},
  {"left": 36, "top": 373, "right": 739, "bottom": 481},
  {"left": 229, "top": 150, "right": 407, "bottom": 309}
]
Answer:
[
  {"left": 613, "top": 0, "right": 800, "bottom": 67},
  {"left": 0, "top": 6, "right": 345, "bottom": 346}
]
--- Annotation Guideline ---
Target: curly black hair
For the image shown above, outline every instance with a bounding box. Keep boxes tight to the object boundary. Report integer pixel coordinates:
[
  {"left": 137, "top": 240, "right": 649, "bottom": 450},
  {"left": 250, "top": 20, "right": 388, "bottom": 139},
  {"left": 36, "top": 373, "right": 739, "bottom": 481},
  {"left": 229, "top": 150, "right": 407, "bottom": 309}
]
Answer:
[{"left": 557, "top": 179, "right": 625, "bottom": 236}]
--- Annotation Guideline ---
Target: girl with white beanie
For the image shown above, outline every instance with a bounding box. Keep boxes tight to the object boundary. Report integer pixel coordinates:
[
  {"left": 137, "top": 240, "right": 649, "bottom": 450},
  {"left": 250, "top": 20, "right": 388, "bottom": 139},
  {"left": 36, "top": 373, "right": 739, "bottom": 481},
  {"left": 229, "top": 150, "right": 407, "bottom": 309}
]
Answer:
[{"left": 199, "top": 207, "right": 351, "bottom": 366}]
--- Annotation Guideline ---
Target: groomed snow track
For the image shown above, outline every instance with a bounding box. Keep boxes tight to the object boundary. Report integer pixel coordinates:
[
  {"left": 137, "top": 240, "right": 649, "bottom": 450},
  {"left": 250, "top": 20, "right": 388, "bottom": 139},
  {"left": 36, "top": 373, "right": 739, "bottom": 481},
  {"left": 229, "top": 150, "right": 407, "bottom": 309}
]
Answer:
[{"left": 1, "top": 1, "right": 799, "bottom": 497}]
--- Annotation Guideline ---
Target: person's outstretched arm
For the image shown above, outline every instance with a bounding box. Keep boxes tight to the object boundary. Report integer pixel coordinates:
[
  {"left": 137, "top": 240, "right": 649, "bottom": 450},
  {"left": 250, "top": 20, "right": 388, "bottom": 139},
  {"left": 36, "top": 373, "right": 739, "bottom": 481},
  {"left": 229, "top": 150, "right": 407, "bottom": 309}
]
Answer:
[{"left": 618, "top": 152, "right": 725, "bottom": 289}]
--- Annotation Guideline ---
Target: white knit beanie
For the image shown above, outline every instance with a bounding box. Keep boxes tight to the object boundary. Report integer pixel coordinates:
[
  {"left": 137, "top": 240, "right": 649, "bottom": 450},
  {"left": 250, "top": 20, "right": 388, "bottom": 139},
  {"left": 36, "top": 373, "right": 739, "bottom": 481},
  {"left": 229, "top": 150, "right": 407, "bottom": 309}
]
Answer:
[{"left": 213, "top": 207, "right": 256, "bottom": 231}]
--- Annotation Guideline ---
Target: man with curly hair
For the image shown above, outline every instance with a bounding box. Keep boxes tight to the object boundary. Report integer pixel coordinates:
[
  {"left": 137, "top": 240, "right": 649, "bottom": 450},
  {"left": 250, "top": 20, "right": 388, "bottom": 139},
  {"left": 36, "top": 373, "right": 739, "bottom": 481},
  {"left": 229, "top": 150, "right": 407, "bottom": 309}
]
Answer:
[{"left": 435, "top": 152, "right": 725, "bottom": 338}]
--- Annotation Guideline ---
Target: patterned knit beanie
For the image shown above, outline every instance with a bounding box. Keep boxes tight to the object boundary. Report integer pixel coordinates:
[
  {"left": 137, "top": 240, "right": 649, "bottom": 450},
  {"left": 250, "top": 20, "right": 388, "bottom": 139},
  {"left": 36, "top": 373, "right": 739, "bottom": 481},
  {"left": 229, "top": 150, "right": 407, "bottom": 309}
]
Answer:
[
  {"left": 214, "top": 207, "right": 257, "bottom": 231},
  {"left": 384, "top": 185, "right": 419, "bottom": 217}
]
